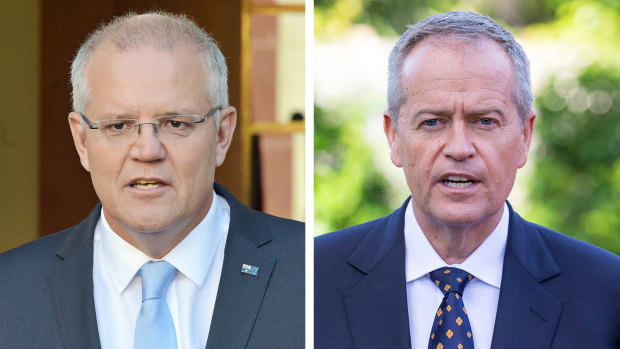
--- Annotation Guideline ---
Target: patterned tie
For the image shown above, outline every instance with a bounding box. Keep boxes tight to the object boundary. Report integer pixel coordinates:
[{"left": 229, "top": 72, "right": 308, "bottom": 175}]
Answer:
[
  {"left": 428, "top": 267, "right": 474, "bottom": 349},
  {"left": 135, "top": 260, "right": 178, "bottom": 349}
]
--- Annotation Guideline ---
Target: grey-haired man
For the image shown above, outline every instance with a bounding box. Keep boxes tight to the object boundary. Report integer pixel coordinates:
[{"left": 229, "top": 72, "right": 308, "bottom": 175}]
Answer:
[{"left": 0, "top": 12, "right": 303, "bottom": 349}]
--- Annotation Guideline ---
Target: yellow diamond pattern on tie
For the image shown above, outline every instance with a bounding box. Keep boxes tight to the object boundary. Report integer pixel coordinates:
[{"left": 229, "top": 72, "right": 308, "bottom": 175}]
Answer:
[
  {"left": 428, "top": 267, "right": 474, "bottom": 349},
  {"left": 463, "top": 306, "right": 467, "bottom": 314}
]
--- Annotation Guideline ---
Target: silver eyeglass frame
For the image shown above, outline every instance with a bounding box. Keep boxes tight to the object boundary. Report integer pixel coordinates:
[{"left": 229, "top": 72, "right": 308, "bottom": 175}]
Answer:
[{"left": 80, "top": 106, "right": 221, "bottom": 134}]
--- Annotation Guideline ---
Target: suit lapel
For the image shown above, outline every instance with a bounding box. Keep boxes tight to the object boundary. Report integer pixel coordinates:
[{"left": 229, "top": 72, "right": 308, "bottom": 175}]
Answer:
[
  {"left": 491, "top": 205, "right": 563, "bottom": 348},
  {"left": 48, "top": 205, "right": 102, "bottom": 349},
  {"left": 206, "top": 184, "right": 276, "bottom": 349},
  {"left": 344, "top": 199, "right": 411, "bottom": 349}
]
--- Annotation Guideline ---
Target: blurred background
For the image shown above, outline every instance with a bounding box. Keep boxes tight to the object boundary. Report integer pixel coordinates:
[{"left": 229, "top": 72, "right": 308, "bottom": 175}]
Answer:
[
  {"left": 314, "top": 0, "right": 620, "bottom": 255},
  {"left": 0, "top": 0, "right": 304, "bottom": 253}
]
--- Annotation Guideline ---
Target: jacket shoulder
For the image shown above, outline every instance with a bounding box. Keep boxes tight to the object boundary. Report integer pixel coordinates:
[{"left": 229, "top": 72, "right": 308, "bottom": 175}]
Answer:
[
  {"left": 533, "top": 222, "right": 620, "bottom": 273},
  {"left": 0, "top": 229, "right": 71, "bottom": 271},
  {"left": 315, "top": 216, "right": 388, "bottom": 260}
]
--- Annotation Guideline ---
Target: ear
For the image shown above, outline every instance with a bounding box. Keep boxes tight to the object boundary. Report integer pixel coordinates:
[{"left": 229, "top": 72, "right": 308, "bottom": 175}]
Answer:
[
  {"left": 68, "top": 112, "right": 91, "bottom": 172},
  {"left": 215, "top": 106, "right": 237, "bottom": 167},
  {"left": 384, "top": 109, "right": 403, "bottom": 168},
  {"left": 517, "top": 109, "right": 536, "bottom": 168}
]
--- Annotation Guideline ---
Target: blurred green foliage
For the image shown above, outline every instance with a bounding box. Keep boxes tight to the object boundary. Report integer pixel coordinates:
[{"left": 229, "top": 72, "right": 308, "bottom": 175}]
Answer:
[
  {"left": 314, "top": 104, "right": 394, "bottom": 233},
  {"left": 527, "top": 65, "right": 620, "bottom": 253},
  {"left": 315, "top": 0, "right": 620, "bottom": 254}
]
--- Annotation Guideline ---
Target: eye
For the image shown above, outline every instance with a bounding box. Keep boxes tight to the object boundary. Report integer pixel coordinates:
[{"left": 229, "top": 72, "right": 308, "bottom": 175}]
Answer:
[
  {"left": 478, "top": 117, "right": 497, "bottom": 126},
  {"left": 421, "top": 119, "right": 439, "bottom": 127},
  {"left": 169, "top": 120, "right": 187, "bottom": 129},
  {"left": 160, "top": 118, "right": 190, "bottom": 129},
  {"left": 103, "top": 122, "right": 132, "bottom": 132}
]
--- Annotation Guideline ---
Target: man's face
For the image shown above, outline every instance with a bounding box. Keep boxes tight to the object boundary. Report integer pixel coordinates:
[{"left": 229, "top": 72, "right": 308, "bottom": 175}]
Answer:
[
  {"left": 384, "top": 38, "right": 535, "bottom": 229},
  {"left": 68, "top": 42, "right": 236, "bottom": 246}
]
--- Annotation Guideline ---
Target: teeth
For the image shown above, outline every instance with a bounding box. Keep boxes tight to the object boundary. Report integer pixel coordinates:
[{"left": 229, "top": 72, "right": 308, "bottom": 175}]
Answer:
[
  {"left": 135, "top": 180, "right": 158, "bottom": 184},
  {"left": 445, "top": 181, "right": 472, "bottom": 189},
  {"left": 132, "top": 180, "right": 163, "bottom": 189},
  {"left": 443, "top": 175, "right": 474, "bottom": 189},
  {"left": 445, "top": 176, "right": 470, "bottom": 182}
]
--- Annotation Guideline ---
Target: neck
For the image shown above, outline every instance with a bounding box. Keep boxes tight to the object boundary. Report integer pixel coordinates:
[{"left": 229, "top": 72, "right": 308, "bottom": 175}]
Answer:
[
  {"left": 413, "top": 204, "right": 504, "bottom": 265},
  {"left": 103, "top": 197, "right": 212, "bottom": 259}
]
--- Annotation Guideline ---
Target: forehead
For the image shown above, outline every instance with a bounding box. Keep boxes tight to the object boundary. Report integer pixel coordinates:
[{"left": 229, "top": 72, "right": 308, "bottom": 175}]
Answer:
[
  {"left": 400, "top": 37, "right": 515, "bottom": 110},
  {"left": 85, "top": 41, "right": 209, "bottom": 113},
  {"left": 87, "top": 40, "right": 207, "bottom": 81},
  {"left": 403, "top": 37, "right": 513, "bottom": 88}
]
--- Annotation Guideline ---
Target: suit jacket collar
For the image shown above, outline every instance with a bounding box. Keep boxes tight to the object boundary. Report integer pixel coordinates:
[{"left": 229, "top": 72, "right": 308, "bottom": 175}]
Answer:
[
  {"left": 205, "top": 183, "right": 277, "bottom": 349},
  {"left": 491, "top": 203, "right": 563, "bottom": 348},
  {"left": 343, "top": 200, "right": 565, "bottom": 349},
  {"left": 344, "top": 198, "right": 412, "bottom": 349},
  {"left": 48, "top": 183, "right": 275, "bottom": 349},
  {"left": 49, "top": 202, "right": 102, "bottom": 349}
]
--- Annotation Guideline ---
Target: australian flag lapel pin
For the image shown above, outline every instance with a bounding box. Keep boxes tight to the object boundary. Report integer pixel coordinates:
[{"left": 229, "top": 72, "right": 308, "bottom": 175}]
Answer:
[{"left": 241, "top": 264, "right": 259, "bottom": 276}]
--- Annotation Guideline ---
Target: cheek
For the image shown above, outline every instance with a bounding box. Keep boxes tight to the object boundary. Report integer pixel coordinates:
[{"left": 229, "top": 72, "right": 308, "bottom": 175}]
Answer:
[
  {"left": 176, "top": 141, "right": 217, "bottom": 182},
  {"left": 484, "top": 133, "right": 522, "bottom": 188},
  {"left": 87, "top": 146, "right": 123, "bottom": 181},
  {"left": 401, "top": 135, "right": 435, "bottom": 187}
]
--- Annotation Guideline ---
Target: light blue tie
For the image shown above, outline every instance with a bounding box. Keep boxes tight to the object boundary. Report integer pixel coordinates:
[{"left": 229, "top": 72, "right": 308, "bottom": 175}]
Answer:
[{"left": 135, "top": 260, "right": 178, "bottom": 349}]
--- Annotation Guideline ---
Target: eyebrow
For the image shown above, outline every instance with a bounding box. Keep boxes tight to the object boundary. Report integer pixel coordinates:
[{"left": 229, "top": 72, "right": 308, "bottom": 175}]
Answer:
[
  {"left": 468, "top": 108, "right": 506, "bottom": 120},
  {"left": 411, "top": 107, "right": 506, "bottom": 120},
  {"left": 412, "top": 108, "right": 452, "bottom": 119},
  {"left": 97, "top": 113, "right": 136, "bottom": 120},
  {"left": 97, "top": 110, "right": 198, "bottom": 120}
]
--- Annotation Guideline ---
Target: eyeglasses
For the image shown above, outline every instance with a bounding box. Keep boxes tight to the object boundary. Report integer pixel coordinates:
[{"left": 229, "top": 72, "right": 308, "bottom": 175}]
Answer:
[{"left": 80, "top": 106, "right": 221, "bottom": 146}]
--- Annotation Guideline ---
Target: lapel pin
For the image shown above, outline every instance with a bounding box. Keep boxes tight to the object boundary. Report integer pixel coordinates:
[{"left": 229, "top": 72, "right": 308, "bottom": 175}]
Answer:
[{"left": 241, "top": 264, "right": 259, "bottom": 276}]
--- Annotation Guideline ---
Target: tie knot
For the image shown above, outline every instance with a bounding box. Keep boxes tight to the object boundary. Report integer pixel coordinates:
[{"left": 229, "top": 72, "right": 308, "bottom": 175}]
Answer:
[
  {"left": 430, "top": 267, "right": 473, "bottom": 295},
  {"left": 139, "top": 260, "right": 177, "bottom": 301}
]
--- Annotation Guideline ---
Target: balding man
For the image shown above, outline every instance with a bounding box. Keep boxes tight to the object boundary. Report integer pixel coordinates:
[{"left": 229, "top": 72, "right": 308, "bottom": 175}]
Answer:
[
  {"left": 315, "top": 11, "right": 620, "bottom": 349},
  {"left": 0, "top": 12, "right": 303, "bottom": 349}
]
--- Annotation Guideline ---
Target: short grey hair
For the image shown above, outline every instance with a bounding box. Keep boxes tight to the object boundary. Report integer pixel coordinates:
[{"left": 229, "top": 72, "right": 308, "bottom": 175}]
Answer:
[
  {"left": 387, "top": 11, "right": 533, "bottom": 123},
  {"left": 71, "top": 11, "right": 228, "bottom": 129}
]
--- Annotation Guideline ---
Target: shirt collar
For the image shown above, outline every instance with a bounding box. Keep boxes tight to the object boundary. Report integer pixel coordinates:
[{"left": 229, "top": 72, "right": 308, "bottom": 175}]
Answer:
[
  {"left": 404, "top": 200, "right": 509, "bottom": 289},
  {"left": 95, "top": 191, "right": 230, "bottom": 294}
]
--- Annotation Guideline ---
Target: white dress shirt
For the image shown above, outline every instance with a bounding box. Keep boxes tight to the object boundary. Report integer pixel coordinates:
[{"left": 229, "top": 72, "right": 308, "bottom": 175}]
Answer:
[
  {"left": 405, "top": 200, "right": 509, "bottom": 349},
  {"left": 93, "top": 192, "right": 230, "bottom": 349}
]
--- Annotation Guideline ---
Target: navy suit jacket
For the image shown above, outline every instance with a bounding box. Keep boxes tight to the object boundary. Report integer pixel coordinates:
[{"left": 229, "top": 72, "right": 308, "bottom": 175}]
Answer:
[
  {"left": 0, "top": 183, "right": 304, "bottom": 349},
  {"left": 315, "top": 198, "right": 620, "bottom": 348}
]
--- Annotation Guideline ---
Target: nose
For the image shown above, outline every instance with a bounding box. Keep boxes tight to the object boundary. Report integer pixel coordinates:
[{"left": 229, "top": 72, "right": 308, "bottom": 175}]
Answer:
[
  {"left": 443, "top": 121, "right": 475, "bottom": 161},
  {"left": 130, "top": 123, "right": 166, "bottom": 161}
]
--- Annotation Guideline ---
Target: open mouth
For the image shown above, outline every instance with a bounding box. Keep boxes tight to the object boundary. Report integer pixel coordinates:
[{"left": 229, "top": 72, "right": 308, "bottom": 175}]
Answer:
[
  {"left": 442, "top": 175, "right": 476, "bottom": 189},
  {"left": 131, "top": 179, "right": 165, "bottom": 190}
]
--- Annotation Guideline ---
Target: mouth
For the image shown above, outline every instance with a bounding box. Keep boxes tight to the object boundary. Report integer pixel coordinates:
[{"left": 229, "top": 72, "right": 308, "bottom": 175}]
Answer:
[
  {"left": 130, "top": 179, "right": 167, "bottom": 190},
  {"left": 441, "top": 175, "right": 478, "bottom": 189}
]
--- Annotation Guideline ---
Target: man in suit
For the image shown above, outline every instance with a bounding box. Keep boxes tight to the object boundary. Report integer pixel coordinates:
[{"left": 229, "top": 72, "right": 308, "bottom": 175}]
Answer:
[
  {"left": 315, "top": 11, "right": 620, "bottom": 349},
  {"left": 0, "top": 12, "right": 303, "bottom": 349}
]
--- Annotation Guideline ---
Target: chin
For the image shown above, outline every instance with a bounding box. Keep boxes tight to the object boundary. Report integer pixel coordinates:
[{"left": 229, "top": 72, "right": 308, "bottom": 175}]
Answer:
[
  {"left": 125, "top": 220, "right": 171, "bottom": 234},
  {"left": 436, "top": 201, "right": 504, "bottom": 227},
  {"left": 120, "top": 209, "right": 178, "bottom": 234},
  {"left": 424, "top": 202, "right": 487, "bottom": 227}
]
